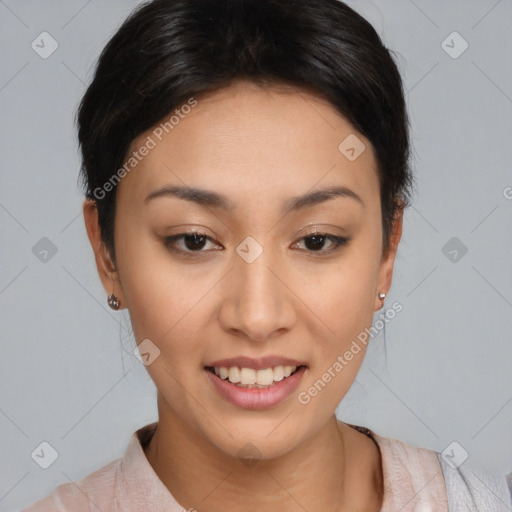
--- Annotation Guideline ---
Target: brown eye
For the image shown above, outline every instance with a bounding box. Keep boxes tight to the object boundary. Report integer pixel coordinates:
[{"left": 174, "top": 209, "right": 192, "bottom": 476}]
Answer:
[
  {"left": 164, "top": 232, "right": 221, "bottom": 254},
  {"left": 292, "top": 233, "right": 350, "bottom": 254}
]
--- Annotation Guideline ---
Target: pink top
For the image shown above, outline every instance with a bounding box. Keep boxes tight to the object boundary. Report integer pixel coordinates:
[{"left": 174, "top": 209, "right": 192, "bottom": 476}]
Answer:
[{"left": 23, "top": 422, "right": 448, "bottom": 511}]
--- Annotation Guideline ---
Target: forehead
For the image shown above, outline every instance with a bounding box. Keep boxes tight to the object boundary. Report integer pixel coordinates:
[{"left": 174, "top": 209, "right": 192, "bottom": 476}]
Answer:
[{"left": 117, "top": 80, "right": 379, "bottom": 209}]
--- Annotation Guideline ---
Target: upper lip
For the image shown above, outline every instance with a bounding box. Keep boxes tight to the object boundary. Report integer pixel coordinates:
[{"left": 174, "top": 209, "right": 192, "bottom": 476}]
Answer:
[{"left": 205, "top": 356, "right": 307, "bottom": 371}]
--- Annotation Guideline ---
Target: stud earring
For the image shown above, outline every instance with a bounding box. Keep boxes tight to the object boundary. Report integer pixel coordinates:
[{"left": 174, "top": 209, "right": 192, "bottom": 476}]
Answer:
[
  {"left": 377, "top": 292, "right": 386, "bottom": 310},
  {"left": 107, "top": 272, "right": 120, "bottom": 310}
]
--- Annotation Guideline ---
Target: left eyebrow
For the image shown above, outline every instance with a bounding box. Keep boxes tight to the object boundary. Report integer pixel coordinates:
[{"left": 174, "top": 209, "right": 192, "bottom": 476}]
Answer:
[
  {"left": 283, "top": 185, "right": 365, "bottom": 212},
  {"left": 144, "top": 184, "right": 364, "bottom": 212}
]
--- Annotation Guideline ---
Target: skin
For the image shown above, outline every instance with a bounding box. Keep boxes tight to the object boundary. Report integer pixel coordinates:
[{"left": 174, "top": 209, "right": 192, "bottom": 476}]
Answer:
[{"left": 84, "top": 79, "right": 403, "bottom": 511}]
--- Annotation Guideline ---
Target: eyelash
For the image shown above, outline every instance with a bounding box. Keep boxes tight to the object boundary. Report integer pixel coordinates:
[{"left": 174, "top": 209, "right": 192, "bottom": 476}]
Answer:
[{"left": 163, "top": 231, "right": 350, "bottom": 257}]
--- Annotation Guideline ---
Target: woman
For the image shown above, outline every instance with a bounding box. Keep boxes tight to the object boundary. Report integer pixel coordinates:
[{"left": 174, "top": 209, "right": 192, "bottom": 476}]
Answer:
[{"left": 23, "top": 0, "right": 511, "bottom": 510}]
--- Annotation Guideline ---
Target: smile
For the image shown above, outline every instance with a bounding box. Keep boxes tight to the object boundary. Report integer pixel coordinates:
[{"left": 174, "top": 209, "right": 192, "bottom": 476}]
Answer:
[
  {"left": 206, "top": 365, "right": 303, "bottom": 388},
  {"left": 204, "top": 359, "right": 308, "bottom": 409}
]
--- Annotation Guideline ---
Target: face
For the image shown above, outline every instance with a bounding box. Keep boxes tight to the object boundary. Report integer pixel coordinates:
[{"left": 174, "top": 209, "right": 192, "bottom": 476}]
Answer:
[{"left": 85, "top": 79, "right": 401, "bottom": 460}]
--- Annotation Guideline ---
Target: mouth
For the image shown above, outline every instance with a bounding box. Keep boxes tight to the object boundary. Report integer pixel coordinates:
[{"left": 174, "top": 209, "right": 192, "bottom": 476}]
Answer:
[
  {"left": 204, "top": 359, "right": 308, "bottom": 409},
  {"left": 205, "top": 364, "right": 307, "bottom": 389}
]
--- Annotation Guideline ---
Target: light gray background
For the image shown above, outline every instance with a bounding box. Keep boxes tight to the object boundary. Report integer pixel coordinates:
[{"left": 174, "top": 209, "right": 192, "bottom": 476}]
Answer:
[{"left": 1, "top": 0, "right": 511, "bottom": 509}]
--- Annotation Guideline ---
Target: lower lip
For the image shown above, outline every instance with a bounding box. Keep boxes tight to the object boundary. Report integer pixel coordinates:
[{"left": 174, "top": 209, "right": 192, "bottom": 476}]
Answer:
[{"left": 205, "top": 366, "right": 307, "bottom": 410}]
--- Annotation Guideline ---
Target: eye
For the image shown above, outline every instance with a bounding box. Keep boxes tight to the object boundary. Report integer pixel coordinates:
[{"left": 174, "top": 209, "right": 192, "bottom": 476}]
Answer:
[
  {"left": 164, "top": 231, "right": 222, "bottom": 255},
  {"left": 163, "top": 230, "right": 350, "bottom": 257},
  {"left": 291, "top": 232, "right": 350, "bottom": 255}
]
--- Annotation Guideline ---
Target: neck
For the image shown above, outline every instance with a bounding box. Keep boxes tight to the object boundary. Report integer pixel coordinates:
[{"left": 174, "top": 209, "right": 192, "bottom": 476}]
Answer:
[{"left": 144, "top": 401, "right": 383, "bottom": 511}]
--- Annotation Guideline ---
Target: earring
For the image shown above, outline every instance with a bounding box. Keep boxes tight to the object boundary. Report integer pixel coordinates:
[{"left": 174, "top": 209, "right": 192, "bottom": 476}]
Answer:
[
  {"left": 107, "top": 272, "right": 120, "bottom": 310},
  {"left": 377, "top": 292, "right": 386, "bottom": 310}
]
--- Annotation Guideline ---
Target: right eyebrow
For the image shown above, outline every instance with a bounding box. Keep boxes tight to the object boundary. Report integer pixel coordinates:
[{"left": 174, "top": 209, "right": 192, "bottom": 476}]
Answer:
[{"left": 144, "top": 185, "right": 234, "bottom": 210}]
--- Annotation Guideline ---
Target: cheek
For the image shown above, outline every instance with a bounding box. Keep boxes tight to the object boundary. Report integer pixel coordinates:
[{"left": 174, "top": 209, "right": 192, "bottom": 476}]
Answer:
[
  {"left": 115, "top": 228, "right": 204, "bottom": 351},
  {"left": 124, "top": 272, "right": 207, "bottom": 364},
  {"left": 299, "top": 242, "right": 380, "bottom": 401},
  {"left": 305, "top": 249, "right": 379, "bottom": 345}
]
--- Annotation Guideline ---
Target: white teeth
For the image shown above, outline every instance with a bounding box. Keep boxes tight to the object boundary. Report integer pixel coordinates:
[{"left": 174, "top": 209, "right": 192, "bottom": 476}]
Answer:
[
  {"left": 273, "top": 366, "right": 284, "bottom": 382},
  {"left": 256, "top": 368, "right": 274, "bottom": 386},
  {"left": 228, "top": 366, "right": 241, "bottom": 383},
  {"left": 211, "top": 365, "right": 299, "bottom": 386},
  {"left": 240, "top": 367, "right": 256, "bottom": 385}
]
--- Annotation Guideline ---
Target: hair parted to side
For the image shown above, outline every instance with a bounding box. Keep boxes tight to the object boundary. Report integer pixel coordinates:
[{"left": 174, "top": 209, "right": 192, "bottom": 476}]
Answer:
[{"left": 77, "top": 0, "right": 414, "bottom": 266}]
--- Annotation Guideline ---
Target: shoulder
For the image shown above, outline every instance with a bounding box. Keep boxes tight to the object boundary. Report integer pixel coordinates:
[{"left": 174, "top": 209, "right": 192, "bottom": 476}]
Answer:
[
  {"left": 368, "top": 430, "right": 450, "bottom": 509},
  {"left": 367, "top": 427, "right": 512, "bottom": 511},
  {"left": 21, "top": 422, "right": 163, "bottom": 512},
  {"left": 21, "top": 455, "right": 123, "bottom": 511},
  {"left": 437, "top": 452, "right": 512, "bottom": 511}
]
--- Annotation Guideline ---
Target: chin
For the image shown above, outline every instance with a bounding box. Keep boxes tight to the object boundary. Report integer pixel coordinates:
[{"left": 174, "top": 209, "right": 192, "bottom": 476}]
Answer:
[{"left": 196, "top": 414, "right": 311, "bottom": 462}]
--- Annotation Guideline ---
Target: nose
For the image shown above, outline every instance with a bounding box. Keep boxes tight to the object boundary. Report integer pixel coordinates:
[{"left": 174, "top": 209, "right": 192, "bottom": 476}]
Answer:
[{"left": 218, "top": 243, "right": 297, "bottom": 342}]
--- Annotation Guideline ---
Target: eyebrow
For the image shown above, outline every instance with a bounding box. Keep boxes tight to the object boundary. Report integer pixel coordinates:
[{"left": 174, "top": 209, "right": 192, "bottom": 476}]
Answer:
[{"left": 144, "top": 184, "right": 364, "bottom": 213}]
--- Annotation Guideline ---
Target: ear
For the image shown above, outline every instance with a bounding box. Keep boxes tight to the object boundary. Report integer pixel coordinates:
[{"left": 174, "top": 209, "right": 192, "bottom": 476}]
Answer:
[
  {"left": 83, "top": 198, "right": 126, "bottom": 309},
  {"left": 374, "top": 204, "right": 404, "bottom": 311}
]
